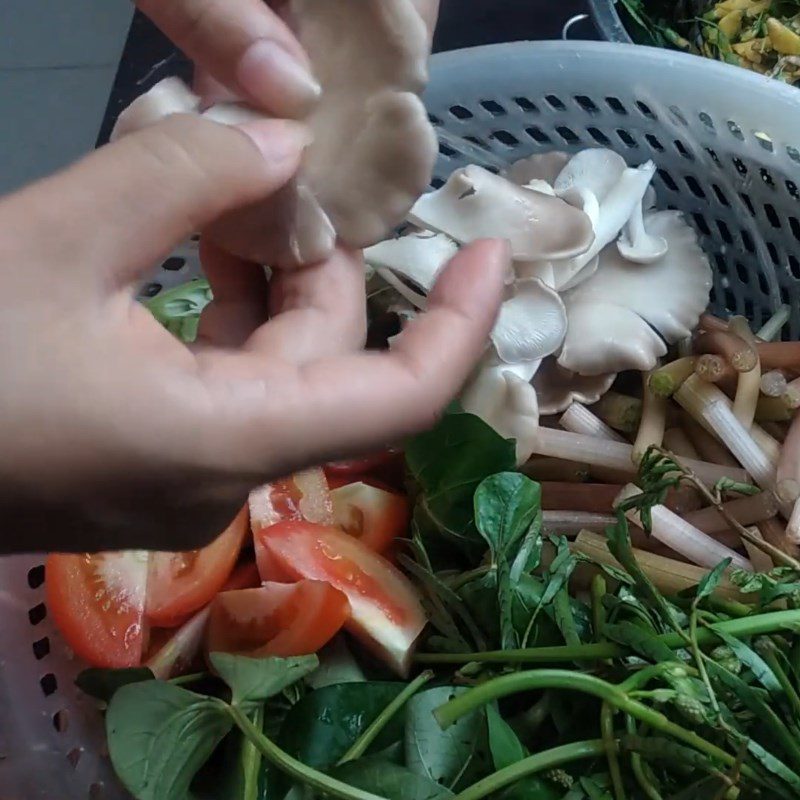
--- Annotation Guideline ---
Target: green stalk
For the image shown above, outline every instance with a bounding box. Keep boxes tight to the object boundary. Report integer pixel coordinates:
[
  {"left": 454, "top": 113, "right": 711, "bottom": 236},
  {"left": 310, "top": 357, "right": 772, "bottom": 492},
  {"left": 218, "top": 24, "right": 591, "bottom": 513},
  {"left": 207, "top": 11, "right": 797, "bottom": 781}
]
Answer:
[
  {"left": 626, "top": 718, "right": 663, "bottom": 800},
  {"left": 337, "top": 670, "right": 433, "bottom": 765},
  {"left": 435, "top": 670, "right": 747, "bottom": 776},
  {"left": 243, "top": 705, "right": 264, "bottom": 800},
  {"left": 450, "top": 740, "right": 607, "bottom": 800},
  {"left": 760, "top": 642, "right": 800, "bottom": 721},
  {"left": 169, "top": 671, "right": 209, "bottom": 686},
  {"left": 226, "top": 705, "right": 385, "bottom": 800},
  {"left": 602, "top": 703, "right": 626, "bottom": 800},
  {"left": 591, "top": 574, "right": 607, "bottom": 643},
  {"left": 416, "top": 609, "right": 800, "bottom": 665}
]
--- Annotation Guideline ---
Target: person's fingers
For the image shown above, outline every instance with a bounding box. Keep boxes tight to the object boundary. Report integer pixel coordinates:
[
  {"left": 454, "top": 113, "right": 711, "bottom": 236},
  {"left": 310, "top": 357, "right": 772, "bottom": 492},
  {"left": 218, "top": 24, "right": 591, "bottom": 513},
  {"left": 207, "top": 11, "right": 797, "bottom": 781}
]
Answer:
[
  {"left": 0, "top": 116, "right": 310, "bottom": 287},
  {"left": 195, "top": 241, "right": 270, "bottom": 349},
  {"left": 137, "top": 0, "right": 320, "bottom": 118},
  {"left": 411, "top": 0, "right": 441, "bottom": 41},
  {"left": 193, "top": 68, "right": 241, "bottom": 107},
  {"left": 245, "top": 246, "right": 367, "bottom": 364},
  {"left": 189, "top": 239, "right": 509, "bottom": 477}
]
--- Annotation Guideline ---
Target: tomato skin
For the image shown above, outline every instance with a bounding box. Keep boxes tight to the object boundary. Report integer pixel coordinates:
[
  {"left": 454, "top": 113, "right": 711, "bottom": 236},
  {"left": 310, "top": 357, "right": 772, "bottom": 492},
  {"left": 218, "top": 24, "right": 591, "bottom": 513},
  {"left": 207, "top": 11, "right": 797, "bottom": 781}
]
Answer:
[
  {"left": 46, "top": 551, "right": 149, "bottom": 669},
  {"left": 249, "top": 468, "right": 333, "bottom": 533},
  {"left": 256, "top": 522, "right": 427, "bottom": 675},
  {"left": 206, "top": 581, "right": 348, "bottom": 658},
  {"left": 145, "top": 505, "right": 248, "bottom": 628},
  {"left": 330, "top": 482, "right": 410, "bottom": 553},
  {"left": 325, "top": 449, "right": 404, "bottom": 490}
]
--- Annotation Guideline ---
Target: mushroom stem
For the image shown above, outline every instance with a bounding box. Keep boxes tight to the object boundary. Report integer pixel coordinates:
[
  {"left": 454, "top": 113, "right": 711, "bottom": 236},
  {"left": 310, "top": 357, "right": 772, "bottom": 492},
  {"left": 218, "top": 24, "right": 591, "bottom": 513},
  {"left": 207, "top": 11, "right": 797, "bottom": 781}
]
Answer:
[
  {"left": 559, "top": 403, "right": 627, "bottom": 443},
  {"left": 755, "top": 392, "right": 800, "bottom": 423},
  {"left": 592, "top": 391, "right": 643, "bottom": 434},
  {"left": 787, "top": 499, "right": 800, "bottom": 546},
  {"left": 683, "top": 491, "right": 779, "bottom": 535},
  {"left": 541, "top": 483, "right": 623, "bottom": 513},
  {"left": 531, "top": 427, "right": 750, "bottom": 487},
  {"left": 760, "top": 370, "right": 788, "bottom": 398},
  {"left": 756, "top": 342, "right": 800, "bottom": 370},
  {"left": 694, "top": 330, "right": 758, "bottom": 373},
  {"left": 521, "top": 457, "right": 590, "bottom": 483},
  {"left": 675, "top": 376, "right": 781, "bottom": 503},
  {"left": 663, "top": 427, "right": 700, "bottom": 460},
  {"left": 741, "top": 527, "right": 775, "bottom": 574},
  {"left": 757, "top": 304, "right": 792, "bottom": 342},
  {"left": 759, "top": 517, "right": 800, "bottom": 558},
  {"left": 648, "top": 357, "right": 697, "bottom": 398},
  {"left": 616, "top": 485, "right": 752, "bottom": 571},
  {"left": 694, "top": 354, "right": 735, "bottom": 384},
  {"left": 633, "top": 372, "right": 668, "bottom": 464},
  {"left": 543, "top": 511, "right": 617, "bottom": 535},
  {"left": 729, "top": 316, "right": 761, "bottom": 428}
]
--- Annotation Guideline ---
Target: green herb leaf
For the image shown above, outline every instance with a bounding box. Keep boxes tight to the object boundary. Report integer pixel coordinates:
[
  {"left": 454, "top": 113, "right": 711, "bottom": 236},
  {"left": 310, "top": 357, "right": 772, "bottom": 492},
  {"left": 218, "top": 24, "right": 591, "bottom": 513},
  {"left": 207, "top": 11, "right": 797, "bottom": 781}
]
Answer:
[
  {"left": 210, "top": 653, "right": 318, "bottom": 705},
  {"left": 329, "top": 759, "right": 453, "bottom": 800},
  {"left": 746, "top": 739, "right": 800, "bottom": 795},
  {"left": 406, "top": 407, "right": 516, "bottom": 548},
  {"left": 276, "top": 682, "right": 408, "bottom": 772},
  {"left": 486, "top": 704, "right": 525, "bottom": 771},
  {"left": 144, "top": 279, "right": 212, "bottom": 344},
  {"left": 75, "top": 667, "right": 154, "bottom": 703},
  {"left": 405, "top": 687, "right": 490, "bottom": 791},
  {"left": 709, "top": 629, "right": 782, "bottom": 695},
  {"left": 694, "top": 559, "right": 732, "bottom": 606},
  {"left": 474, "top": 473, "right": 541, "bottom": 560},
  {"left": 106, "top": 682, "right": 232, "bottom": 800}
]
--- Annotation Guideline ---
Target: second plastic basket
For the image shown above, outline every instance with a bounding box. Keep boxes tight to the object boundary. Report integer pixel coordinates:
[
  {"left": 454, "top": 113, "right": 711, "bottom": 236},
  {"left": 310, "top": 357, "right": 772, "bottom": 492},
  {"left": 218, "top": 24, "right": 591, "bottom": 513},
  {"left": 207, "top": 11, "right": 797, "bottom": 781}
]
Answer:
[{"left": 2, "top": 40, "right": 800, "bottom": 799}]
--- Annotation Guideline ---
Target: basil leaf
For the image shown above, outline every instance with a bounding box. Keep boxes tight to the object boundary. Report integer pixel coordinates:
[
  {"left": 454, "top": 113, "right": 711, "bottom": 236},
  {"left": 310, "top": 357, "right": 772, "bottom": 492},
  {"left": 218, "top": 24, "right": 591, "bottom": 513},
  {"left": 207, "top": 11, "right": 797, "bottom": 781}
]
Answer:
[
  {"left": 106, "top": 682, "right": 231, "bottom": 800},
  {"left": 474, "top": 473, "right": 541, "bottom": 560},
  {"left": 405, "top": 687, "right": 491, "bottom": 791},
  {"left": 406, "top": 407, "right": 516, "bottom": 546},
  {"left": 75, "top": 667, "right": 154, "bottom": 703},
  {"left": 486, "top": 705, "right": 525, "bottom": 770},
  {"left": 209, "top": 653, "right": 318, "bottom": 705},
  {"left": 695, "top": 559, "right": 732, "bottom": 606},
  {"left": 330, "top": 759, "right": 453, "bottom": 800}
]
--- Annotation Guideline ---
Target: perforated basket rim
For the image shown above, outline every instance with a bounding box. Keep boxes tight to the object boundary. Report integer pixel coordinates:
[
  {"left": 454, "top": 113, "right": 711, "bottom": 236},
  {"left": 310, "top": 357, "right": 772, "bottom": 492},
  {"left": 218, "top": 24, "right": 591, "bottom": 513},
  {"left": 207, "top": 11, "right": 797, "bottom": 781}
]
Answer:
[{"left": 6, "top": 39, "right": 800, "bottom": 799}]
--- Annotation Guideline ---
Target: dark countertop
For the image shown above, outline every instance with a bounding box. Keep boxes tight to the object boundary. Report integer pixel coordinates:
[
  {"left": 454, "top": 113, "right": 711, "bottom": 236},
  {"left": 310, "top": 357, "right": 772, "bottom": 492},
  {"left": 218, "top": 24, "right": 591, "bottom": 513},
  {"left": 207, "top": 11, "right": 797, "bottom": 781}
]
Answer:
[{"left": 98, "top": 0, "right": 598, "bottom": 144}]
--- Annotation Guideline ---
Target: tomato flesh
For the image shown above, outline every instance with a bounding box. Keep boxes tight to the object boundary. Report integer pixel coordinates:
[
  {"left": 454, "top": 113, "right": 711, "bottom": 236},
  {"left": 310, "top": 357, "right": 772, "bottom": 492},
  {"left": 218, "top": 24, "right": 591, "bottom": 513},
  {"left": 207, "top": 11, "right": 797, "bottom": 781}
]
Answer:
[
  {"left": 46, "top": 550, "right": 149, "bottom": 669},
  {"left": 145, "top": 505, "right": 248, "bottom": 628},
  {"left": 206, "top": 581, "right": 348, "bottom": 658},
  {"left": 256, "top": 522, "right": 427, "bottom": 675},
  {"left": 249, "top": 468, "right": 333, "bottom": 533},
  {"left": 325, "top": 449, "right": 404, "bottom": 490},
  {"left": 330, "top": 482, "right": 410, "bottom": 553}
]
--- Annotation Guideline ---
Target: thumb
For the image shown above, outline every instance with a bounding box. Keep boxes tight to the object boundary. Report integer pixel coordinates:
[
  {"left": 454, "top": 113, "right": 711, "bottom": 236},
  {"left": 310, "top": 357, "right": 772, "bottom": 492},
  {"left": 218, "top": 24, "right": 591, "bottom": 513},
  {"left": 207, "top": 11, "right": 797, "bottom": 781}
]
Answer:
[{"left": 0, "top": 115, "right": 310, "bottom": 286}]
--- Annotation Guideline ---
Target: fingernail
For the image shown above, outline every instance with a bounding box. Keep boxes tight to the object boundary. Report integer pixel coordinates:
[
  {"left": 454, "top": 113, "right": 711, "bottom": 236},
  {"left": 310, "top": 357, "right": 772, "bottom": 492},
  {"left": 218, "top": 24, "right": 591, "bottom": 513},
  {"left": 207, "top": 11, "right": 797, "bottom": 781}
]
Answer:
[
  {"left": 238, "top": 119, "right": 313, "bottom": 165},
  {"left": 237, "top": 39, "right": 321, "bottom": 117}
]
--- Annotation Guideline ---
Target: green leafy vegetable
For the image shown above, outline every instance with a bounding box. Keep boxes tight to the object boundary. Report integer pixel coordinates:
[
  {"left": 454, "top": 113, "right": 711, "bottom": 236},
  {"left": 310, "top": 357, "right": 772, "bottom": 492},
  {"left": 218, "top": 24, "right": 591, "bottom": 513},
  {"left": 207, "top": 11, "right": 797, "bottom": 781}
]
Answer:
[
  {"left": 76, "top": 667, "right": 154, "bottom": 703},
  {"left": 143, "top": 278, "right": 212, "bottom": 343},
  {"left": 330, "top": 759, "right": 453, "bottom": 800},
  {"left": 210, "top": 653, "right": 319, "bottom": 705}
]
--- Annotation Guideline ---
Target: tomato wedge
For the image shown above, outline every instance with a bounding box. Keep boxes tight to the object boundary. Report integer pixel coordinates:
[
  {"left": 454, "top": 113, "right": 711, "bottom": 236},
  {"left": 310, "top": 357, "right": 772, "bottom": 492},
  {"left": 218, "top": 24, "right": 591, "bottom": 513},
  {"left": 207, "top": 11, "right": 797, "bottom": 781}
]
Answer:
[
  {"left": 256, "top": 522, "right": 427, "bottom": 675},
  {"left": 46, "top": 550, "right": 150, "bottom": 669},
  {"left": 330, "top": 482, "right": 410, "bottom": 553},
  {"left": 325, "top": 449, "right": 404, "bottom": 490},
  {"left": 145, "top": 505, "right": 248, "bottom": 627},
  {"left": 249, "top": 468, "right": 333, "bottom": 533},
  {"left": 206, "top": 581, "right": 349, "bottom": 658}
]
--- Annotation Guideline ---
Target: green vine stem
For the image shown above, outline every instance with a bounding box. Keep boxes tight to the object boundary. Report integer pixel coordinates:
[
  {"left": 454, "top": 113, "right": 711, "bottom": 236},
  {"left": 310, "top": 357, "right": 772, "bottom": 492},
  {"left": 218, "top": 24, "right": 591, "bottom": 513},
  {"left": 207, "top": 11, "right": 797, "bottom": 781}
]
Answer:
[
  {"left": 434, "top": 670, "right": 753, "bottom": 779},
  {"left": 626, "top": 717, "right": 663, "bottom": 800},
  {"left": 602, "top": 703, "right": 626, "bottom": 800},
  {"left": 337, "top": 670, "right": 433, "bottom": 765},
  {"left": 416, "top": 609, "right": 800, "bottom": 665},
  {"left": 226, "top": 704, "right": 385, "bottom": 800},
  {"left": 450, "top": 740, "right": 607, "bottom": 800}
]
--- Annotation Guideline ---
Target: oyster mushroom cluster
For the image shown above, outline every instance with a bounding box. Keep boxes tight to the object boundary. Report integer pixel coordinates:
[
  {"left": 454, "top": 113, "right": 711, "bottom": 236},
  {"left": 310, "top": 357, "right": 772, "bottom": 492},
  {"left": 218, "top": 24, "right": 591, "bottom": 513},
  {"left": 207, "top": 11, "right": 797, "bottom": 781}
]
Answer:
[
  {"left": 367, "top": 148, "right": 713, "bottom": 464},
  {"left": 112, "top": 0, "right": 437, "bottom": 267}
]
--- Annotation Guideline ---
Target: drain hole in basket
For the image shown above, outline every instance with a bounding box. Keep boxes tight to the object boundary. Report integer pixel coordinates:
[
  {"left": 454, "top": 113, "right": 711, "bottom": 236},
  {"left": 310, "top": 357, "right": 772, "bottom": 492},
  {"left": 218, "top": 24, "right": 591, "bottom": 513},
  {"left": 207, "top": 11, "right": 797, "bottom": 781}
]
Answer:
[
  {"left": 789, "top": 254, "right": 800, "bottom": 280},
  {"left": 32, "top": 636, "right": 50, "bottom": 660},
  {"left": 67, "top": 747, "right": 83, "bottom": 769},
  {"left": 789, "top": 217, "right": 800, "bottom": 242},
  {"left": 439, "top": 142, "right": 457, "bottom": 158},
  {"left": 492, "top": 130, "right": 519, "bottom": 147},
  {"left": 53, "top": 709, "right": 69, "bottom": 733},
  {"left": 513, "top": 96, "right": 539, "bottom": 113},
  {"left": 28, "top": 602, "right": 47, "bottom": 626},
  {"left": 741, "top": 231, "right": 755, "bottom": 254},
  {"left": 161, "top": 256, "right": 186, "bottom": 272},
  {"left": 587, "top": 127, "right": 611, "bottom": 146},
  {"left": 712, "top": 185, "right": 730, "bottom": 207},
  {"left": 733, "top": 157, "right": 748, "bottom": 176},
  {"left": 740, "top": 193, "right": 755, "bottom": 216},
  {"left": 616, "top": 129, "right": 638, "bottom": 149},
  {"left": 692, "top": 213, "right": 711, "bottom": 236},
  {"left": 764, "top": 203, "right": 782, "bottom": 229},
  {"left": 787, "top": 180, "right": 800, "bottom": 200},
  {"left": 140, "top": 282, "right": 162, "bottom": 299},
  {"left": 525, "top": 126, "right": 551, "bottom": 144},
  {"left": 761, "top": 168, "right": 776, "bottom": 189},
  {"left": 727, "top": 120, "right": 745, "bottom": 141},
  {"left": 685, "top": 176, "right": 706, "bottom": 199},
  {"left": 716, "top": 220, "right": 733, "bottom": 245},
  {"left": 556, "top": 126, "right": 580, "bottom": 145},
  {"left": 480, "top": 99, "right": 506, "bottom": 116},
  {"left": 574, "top": 95, "right": 599, "bottom": 114},
  {"left": 636, "top": 101, "right": 656, "bottom": 119},
  {"left": 674, "top": 140, "right": 693, "bottom": 160},
  {"left": 545, "top": 94, "right": 566, "bottom": 111},
  {"left": 645, "top": 133, "right": 664, "bottom": 152},
  {"left": 767, "top": 242, "right": 780, "bottom": 265},
  {"left": 449, "top": 104, "right": 473, "bottom": 120},
  {"left": 40, "top": 672, "right": 58, "bottom": 697},
  {"left": 657, "top": 169, "right": 679, "bottom": 193},
  {"left": 606, "top": 97, "right": 627, "bottom": 115},
  {"left": 27, "top": 564, "right": 45, "bottom": 589}
]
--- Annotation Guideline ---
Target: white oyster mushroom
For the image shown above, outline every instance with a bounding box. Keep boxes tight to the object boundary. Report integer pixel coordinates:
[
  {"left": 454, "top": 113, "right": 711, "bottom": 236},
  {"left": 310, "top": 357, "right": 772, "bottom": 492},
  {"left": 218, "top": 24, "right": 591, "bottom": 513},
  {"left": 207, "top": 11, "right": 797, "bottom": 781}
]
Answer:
[
  {"left": 618, "top": 202, "right": 668, "bottom": 264},
  {"left": 491, "top": 279, "right": 568, "bottom": 365},
  {"left": 111, "top": 0, "right": 437, "bottom": 267},
  {"left": 506, "top": 151, "right": 570, "bottom": 186},
  {"left": 461, "top": 358, "right": 541, "bottom": 465},
  {"left": 533, "top": 358, "right": 617, "bottom": 416},
  {"left": 364, "top": 231, "right": 459, "bottom": 295},
  {"left": 408, "top": 165, "right": 595, "bottom": 261},
  {"left": 553, "top": 148, "right": 627, "bottom": 202},
  {"left": 559, "top": 210, "right": 712, "bottom": 375}
]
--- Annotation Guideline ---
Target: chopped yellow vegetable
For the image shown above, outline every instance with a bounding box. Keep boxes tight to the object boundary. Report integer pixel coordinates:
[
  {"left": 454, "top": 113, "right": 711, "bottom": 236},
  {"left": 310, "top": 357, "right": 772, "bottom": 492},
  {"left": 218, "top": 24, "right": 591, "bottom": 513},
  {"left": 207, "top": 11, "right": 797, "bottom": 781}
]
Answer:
[
  {"left": 719, "top": 9, "right": 743, "bottom": 38},
  {"left": 767, "top": 17, "right": 800, "bottom": 55},
  {"left": 733, "top": 38, "right": 768, "bottom": 62},
  {"left": 714, "top": 0, "right": 754, "bottom": 17},
  {"left": 745, "top": 0, "right": 771, "bottom": 17}
]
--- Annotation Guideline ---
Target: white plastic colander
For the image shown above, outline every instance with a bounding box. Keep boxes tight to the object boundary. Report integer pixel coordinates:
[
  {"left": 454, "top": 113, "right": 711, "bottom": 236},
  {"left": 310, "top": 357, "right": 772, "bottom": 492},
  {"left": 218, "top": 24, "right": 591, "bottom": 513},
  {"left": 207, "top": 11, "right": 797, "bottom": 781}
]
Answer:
[{"left": 2, "top": 40, "right": 800, "bottom": 800}]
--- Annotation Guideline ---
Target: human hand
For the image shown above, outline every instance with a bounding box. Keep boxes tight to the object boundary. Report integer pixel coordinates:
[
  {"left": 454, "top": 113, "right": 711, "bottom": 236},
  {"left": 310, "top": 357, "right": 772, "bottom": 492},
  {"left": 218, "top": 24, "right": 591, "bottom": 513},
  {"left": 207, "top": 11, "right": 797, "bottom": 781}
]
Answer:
[{"left": 0, "top": 114, "right": 508, "bottom": 554}]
